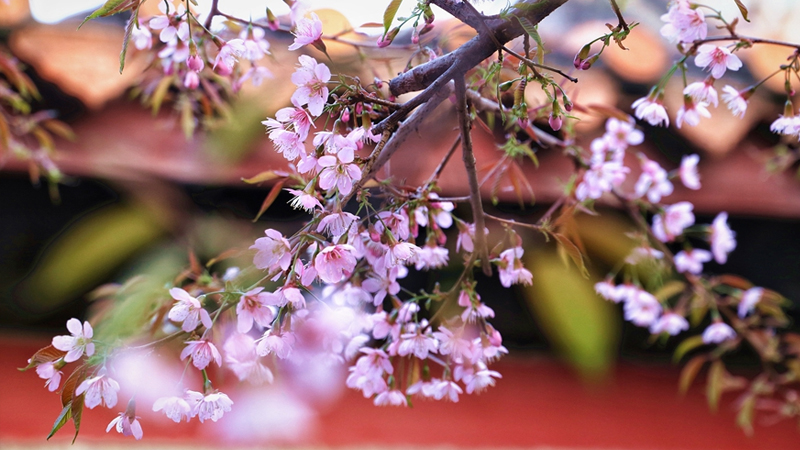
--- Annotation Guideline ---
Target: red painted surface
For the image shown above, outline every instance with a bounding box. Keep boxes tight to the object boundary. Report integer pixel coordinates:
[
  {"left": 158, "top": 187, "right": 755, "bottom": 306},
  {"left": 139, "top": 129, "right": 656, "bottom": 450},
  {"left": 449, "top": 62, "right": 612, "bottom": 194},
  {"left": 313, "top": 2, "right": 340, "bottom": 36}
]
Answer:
[{"left": 2, "top": 333, "right": 797, "bottom": 449}]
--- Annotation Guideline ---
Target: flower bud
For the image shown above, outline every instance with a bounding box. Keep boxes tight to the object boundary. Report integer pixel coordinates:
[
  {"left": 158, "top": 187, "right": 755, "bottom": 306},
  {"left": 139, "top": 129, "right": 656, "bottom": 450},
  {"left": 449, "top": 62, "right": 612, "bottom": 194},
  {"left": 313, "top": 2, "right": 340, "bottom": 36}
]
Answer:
[
  {"left": 378, "top": 27, "right": 400, "bottom": 48},
  {"left": 184, "top": 71, "right": 200, "bottom": 89},
  {"left": 187, "top": 55, "right": 204, "bottom": 72},
  {"left": 266, "top": 8, "right": 280, "bottom": 31},
  {"left": 341, "top": 108, "right": 350, "bottom": 123},
  {"left": 573, "top": 43, "right": 592, "bottom": 69},
  {"left": 549, "top": 113, "right": 563, "bottom": 131},
  {"left": 215, "top": 60, "right": 233, "bottom": 76}
]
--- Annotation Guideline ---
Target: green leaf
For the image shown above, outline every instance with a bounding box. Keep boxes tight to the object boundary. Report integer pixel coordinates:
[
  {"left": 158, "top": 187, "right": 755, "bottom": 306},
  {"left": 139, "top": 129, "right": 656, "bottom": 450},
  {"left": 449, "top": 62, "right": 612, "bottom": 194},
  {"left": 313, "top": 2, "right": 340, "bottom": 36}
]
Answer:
[
  {"left": 382, "top": 0, "right": 403, "bottom": 35},
  {"left": 736, "top": 394, "right": 755, "bottom": 436},
  {"left": 47, "top": 404, "right": 72, "bottom": 440},
  {"left": 517, "top": 17, "right": 544, "bottom": 64},
  {"left": 553, "top": 233, "right": 589, "bottom": 278},
  {"left": 733, "top": 0, "right": 750, "bottom": 22},
  {"left": 119, "top": 5, "right": 143, "bottom": 74},
  {"left": 678, "top": 354, "right": 707, "bottom": 394},
  {"left": 70, "top": 388, "right": 86, "bottom": 443},
  {"left": 706, "top": 359, "right": 725, "bottom": 412},
  {"left": 242, "top": 170, "right": 286, "bottom": 184},
  {"left": 79, "top": 0, "right": 140, "bottom": 29},
  {"left": 652, "top": 280, "right": 686, "bottom": 302},
  {"left": 673, "top": 335, "right": 705, "bottom": 362}
]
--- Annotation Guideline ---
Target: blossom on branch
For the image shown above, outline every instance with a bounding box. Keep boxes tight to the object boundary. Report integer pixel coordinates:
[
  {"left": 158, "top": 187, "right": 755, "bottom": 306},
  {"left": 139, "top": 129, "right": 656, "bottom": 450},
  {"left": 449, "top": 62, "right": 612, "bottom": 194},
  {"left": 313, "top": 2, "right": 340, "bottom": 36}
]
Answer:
[{"left": 52, "top": 318, "right": 94, "bottom": 363}]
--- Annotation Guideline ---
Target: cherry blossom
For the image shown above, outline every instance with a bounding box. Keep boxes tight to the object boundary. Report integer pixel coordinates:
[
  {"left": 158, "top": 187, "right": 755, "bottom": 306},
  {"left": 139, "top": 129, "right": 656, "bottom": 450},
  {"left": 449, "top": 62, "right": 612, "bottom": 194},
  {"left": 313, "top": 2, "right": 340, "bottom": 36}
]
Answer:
[
  {"left": 721, "top": 86, "right": 748, "bottom": 118},
  {"left": 414, "top": 243, "right": 449, "bottom": 270},
  {"left": 459, "top": 363, "right": 502, "bottom": 394},
  {"left": 239, "top": 27, "right": 271, "bottom": 61},
  {"left": 76, "top": 373, "right": 120, "bottom": 409},
  {"left": 291, "top": 55, "right": 331, "bottom": 117},
  {"left": 595, "top": 280, "right": 627, "bottom": 303},
  {"left": 632, "top": 96, "right": 669, "bottom": 127},
  {"left": 458, "top": 290, "right": 495, "bottom": 323},
  {"left": 168, "top": 288, "right": 213, "bottom": 332},
  {"left": 288, "top": 13, "right": 323, "bottom": 51},
  {"left": 152, "top": 396, "right": 192, "bottom": 423},
  {"left": 106, "top": 412, "right": 143, "bottom": 440},
  {"left": 317, "top": 211, "right": 359, "bottom": 240},
  {"left": 362, "top": 267, "right": 401, "bottom": 306},
  {"left": 676, "top": 97, "right": 710, "bottom": 128},
  {"left": 373, "top": 389, "right": 407, "bottom": 406},
  {"left": 223, "top": 333, "right": 274, "bottom": 384},
  {"left": 652, "top": 202, "right": 695, "bottom": 242},
  {"left": 35, "top": 361, "right": 62, "bottom": 392},
  {"left": 702, "top": 321, "right": 736, "bottom": 344},
  {"left": 286, "top": 188, "right": 322, "bottom": 212},
  {"left": 315, "top": 244, "right": 358, "bottom": 283},
  {"left": 318, "top": 151, "right": 363, "bottom": 196},
  {"left": 738, "top": 287, "right": 764, "bottom": 318},
  {"left": 496, "top": 247, "right": 533, "bottom": 287},
  {"left": 256, "top": 331, "right": 296, "bottom": 359},
  {"left": 650, "top": 312, "right": 689, "bottom": 336},
  {"left": 213, "top": 39, "right": 246, "bottom": 75},
  {"left": 52, "top": 318, "right": 95, "bottom": 363},
  {"left": 263, "top": 119, "right": 306, "bottom": 161},
  {"left": 709, "top": 212, "right": 736, "bottom": 264},
  {"left": 251, "top": 229, "right": 292, "bottom": 273},
  {"left": 660, "top": 0, "right": 707, "bottom": 43},
  {"left": 635, "top": 155, "right": 673, "bottom": 203},
  {"left": 684, "top": 79, "right": 718, "bottom": 107},
  {"left": 695, "top": 45, "right": 742, "bottom": 79},
  {"left": 432, "top": 380, "right": 462, "bottom": 402},
  {"left": 623, "top": 289, "right": 663, "bottom": 327},
  {"left": 679, "top": 154, "right": 701, "bottom": 190},
  {"left": 604, "top": 117, "right": 644, "bottom": 150},
  {"left": 770, "top": 113, "right": 800, "bottom": 137},
  {"left": 131, "top": 20, "right": 153, "bottom": 51},
  {"left": 236, "top": 287, "right": 276, "bottom": 333},
  {"left": 274, "top": 103, "right": 314, "bottom": 140},
  {"left": 674, "top": 249, "right": 712, "bottom": 274},
  {"left": 180, "top": 340, "right": 222, "bottom": 370},
  {"left": 433, "top": 326, "right": 474, "bottom": 361},
  {"left": 186, "top": 390, "right": 233, "bottom": 423},
  {"left": 576, "top": 160, "right": 629, "bottom": 201},
  {"left": 397, "top": 329, "right": 438, "bottom": 359}
]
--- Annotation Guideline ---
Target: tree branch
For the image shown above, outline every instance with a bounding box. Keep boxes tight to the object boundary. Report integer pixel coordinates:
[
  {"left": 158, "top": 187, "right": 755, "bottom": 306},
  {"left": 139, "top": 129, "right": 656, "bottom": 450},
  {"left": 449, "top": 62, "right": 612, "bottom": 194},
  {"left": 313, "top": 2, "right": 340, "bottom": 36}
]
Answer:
[{"left": 455, "top": 76, "right": 492, "bottom": 276}]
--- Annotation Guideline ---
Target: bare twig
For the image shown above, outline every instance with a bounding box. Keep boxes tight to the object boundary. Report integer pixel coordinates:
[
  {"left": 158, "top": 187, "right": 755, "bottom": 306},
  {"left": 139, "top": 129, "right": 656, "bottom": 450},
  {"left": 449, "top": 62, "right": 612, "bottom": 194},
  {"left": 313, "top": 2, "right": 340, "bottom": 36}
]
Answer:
[
  {"left": 425, "top": 135, "right": 462, "bottom": 186},
  {"left": 455, "top": 76, "right": 492, "bottom": 276}
]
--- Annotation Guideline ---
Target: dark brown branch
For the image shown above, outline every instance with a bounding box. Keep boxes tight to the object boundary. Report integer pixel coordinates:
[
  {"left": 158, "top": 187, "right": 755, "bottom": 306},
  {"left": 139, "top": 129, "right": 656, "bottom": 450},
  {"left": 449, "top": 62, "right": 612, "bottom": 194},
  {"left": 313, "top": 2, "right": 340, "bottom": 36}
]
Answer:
[
  {"left": 455, "top": 76, "right": 492, "bottom": 276},
  {"left": 389, "top": 0, "right": 570, "bottom": 97}
]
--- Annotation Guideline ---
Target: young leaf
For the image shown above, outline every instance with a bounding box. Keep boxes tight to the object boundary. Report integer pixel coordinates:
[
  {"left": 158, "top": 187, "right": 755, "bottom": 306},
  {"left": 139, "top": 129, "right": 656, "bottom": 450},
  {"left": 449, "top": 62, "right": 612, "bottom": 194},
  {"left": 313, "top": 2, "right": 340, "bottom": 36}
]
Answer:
[
  {"left": 47, "top": 404, "right": 72, "bottom": 440},
  {"left": 673, "top": 334, "right": 705, "bottom": 362},
  {"left": 253, "top": 179, "right": 287, "bottom": 222},
  {"left": 119, "top": 4, "right": 144, "bottom": 74},
  {"left": 517, "top": 17, "right": 544, "bottom": 64},
  {"left": 19, "top": 345, "right": 66, "bottom": 371},
  {"left": 553, "top": 233, "right": 589, "bottom": 278},
  {"left": 79, "top": 0, "right": 141, "bottom": 29},
  {"left": 382, "top": 0, "right": 403, "bottom": 35},
  {"left": 736, "top": 394, "right": 755, "bottom": 436},
  {"left": 242, "top": 170, "right": 286, "bottom": 184},
  {"left": 706, "top": 359, "right": 725, "bottom": 412},
  {"left": 733, "top": 0, "right": 750, "bottom": 22},
  {"left": 678, "top": 354, "right": 707, "bottom": 394}
]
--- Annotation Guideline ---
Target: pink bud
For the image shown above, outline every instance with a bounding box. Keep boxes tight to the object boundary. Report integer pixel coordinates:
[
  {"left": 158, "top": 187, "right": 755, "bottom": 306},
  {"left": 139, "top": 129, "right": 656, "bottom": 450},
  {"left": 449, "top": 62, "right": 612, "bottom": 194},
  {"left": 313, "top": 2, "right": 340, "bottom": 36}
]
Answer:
[
  {"left": 187, "top": 55, "right": 204, "bottom": 72},
  {"left": 563, "top": 100, "right": 573, "bottom": 112},
  {"left": 549, "top": 113, "right": 563, "bottom": 131},
  {"left": 184, "top": 71, "right": 200, "bottom": 89},
  {"left": 355, "top": 102, "right": 363, "bottom": 115},
  {"left": 341, "top": 108, "right": 350, "bottom": 123},
  {"left": 215, "top": 60, "right": 233, "bottom": 76}
]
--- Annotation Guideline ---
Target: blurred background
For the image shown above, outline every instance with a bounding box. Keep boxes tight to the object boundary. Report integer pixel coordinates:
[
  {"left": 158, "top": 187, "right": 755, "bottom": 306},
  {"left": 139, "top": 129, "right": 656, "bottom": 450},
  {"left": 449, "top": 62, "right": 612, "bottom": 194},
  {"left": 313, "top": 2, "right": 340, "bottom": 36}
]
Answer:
[{"left": 2, "top": 0, "right": 800, "bottom": 448}]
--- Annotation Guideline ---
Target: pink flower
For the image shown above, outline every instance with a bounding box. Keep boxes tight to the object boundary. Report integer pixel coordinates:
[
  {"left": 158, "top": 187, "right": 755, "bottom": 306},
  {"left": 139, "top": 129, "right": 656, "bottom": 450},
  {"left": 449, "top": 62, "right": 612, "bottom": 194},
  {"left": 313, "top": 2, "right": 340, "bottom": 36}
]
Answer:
[
  {"left": 684, "top": 79, "right": 718, "bottom": 107},
  {"left": 635, "top": 155, "right": 673, "bottom": 203},
  {"left": 291, "top": 55, "right": 331, "bottom": 117},
  {"left": 604, "top": 117, "right": 644, "bottom": 151},
  {"left": 106, "top": 412, "right": 143, "bottom": 440},
  {"left": 721, "top": 85, "right": 748, "bottom": 118},
  {"left": 458, "top": 290, "right": 494, "bottom": 323},
  {"left": 623, "top": 289, "right": 662, "bottom": 327},
  {"left": 702, "top": 321, "right": 736, "bottom": 344},
  {"left": 239, "top": 27, "right": 271, "bottom": 61},
  {"left": 576, "top": 160, "right": 630, "bottom": 201},
  {"left": 314, "top": 244, "right": 357, "bottom": 284},
  {"left": 263, "top": 119, "right": 306, "bottom": 161},
  {"left": 456, "top": 222, "right": 476, "bottom": 253},
  {"left": 679, "top": 154, "right": 701, "bottom": 190},
  {"left": 35, "top": 361, "right": 62, "bottom": 392},
  {"left": 168, "top": 288, "right": 213, "bottom": 333},
  {"left": 674, "top": 249, "right": 712, "bottom": 274},
  {"left": 256, "top": 331, "right": 295, "bottom": 359},
  {"left": 660, "top": 0, "right": 707, "bottom": 44},
  {"left": 236, "top": 287, "right": 276, "bottom": 333},
  {"left": 318, "top": 151, "right": 362, "bottom": 196},
  {"left": 288, "top": 13, "right": 323, "bottom": 51},
  {"left": 695, "top": 45, "right": 742, "bottom": 79},
  {"left": 131, "top": 21, "right": 153, "bottom": 50},
  {"left": 250, "top": 229, "right": 292, "bottom": 273},
  {"left": 149, "top": 12, "right": 188, "bottom": 44},
  {"left": 496, "top": 247, "right": 533, "bottom": 287},
  {"left": 52, "top": 318, "right": 94, "bottom": 363},
  {"left": 652, "top": 201, "right": 695, "bottom": 242},
  {"left": 432, "top": 326, "right": 474, "bottom": 361},
  {"left": 632, "top": 97, "right": 669, "bottom": 127},
  {"left": 76, "top": 373, "right": 120, "bottom": 409},
  {"left": 180, "top": 340, "right": 222, "bottom": 370},
  {"left": 152, "top": 396, "right": 192, "bottom": 423},
  {"left": 709, "top": 212, "right": 736, "bottom": 264},
  {"left": 213, "top": 38, "right": 246, "bottom": 74},
  {"left": 738, "top": 287, "right": 763, "bottom": 318},
  {"left": 373, "top": 389, "right": 407, "bottom": 406},
  {"left": 274, "top": 104, "right": 314, "bottom": 140},
  {"left": 362, "top": 267, "right": 401, "bottom": 306},
  {"left": 595, "top": 280, "right": 627, "bottom": 303},
  {"left": 770, "top": 113, "right": 800, "bottom": 137},
  {"left": 432, "top": 380, "right": 463, "bottom": 402},
  {"left": 223, "top": 333, "right": 274, "bottom": 384},
  {"left": 459, "top": 364, "right": 501, "bottom": 394},
  {"left": 397, "top": 331, "right": 438, "bottom": 359},
  {"left": 649, "top": 312, "right": 689, "bottom": 335},
  {"left": 286, "top": 188, "right": 322, "bottom": 212},
  {"left": 413, "top": 244, "right": 449, "bottom": 270},
  {"left": 186, "top": 390, "right": 233, "bottom": 423},
  {"left": 676, "top": 97, "right": 710, "bottom": 128},
  {"left": 317, "top": 211, "right": 359, "bottom": 239}
]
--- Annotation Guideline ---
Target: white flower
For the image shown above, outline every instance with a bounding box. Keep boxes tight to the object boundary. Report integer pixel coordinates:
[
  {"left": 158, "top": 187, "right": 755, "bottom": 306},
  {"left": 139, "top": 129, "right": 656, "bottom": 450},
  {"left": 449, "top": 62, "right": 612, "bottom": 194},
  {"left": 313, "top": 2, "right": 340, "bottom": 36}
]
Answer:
[
  {"left": 52, "top": 318, "right": 94, "bottom": 363},
  {"left": 76, "top": 373, "right": 120, "bottom": 409},
  {"left": 679, "top": 154, "right": 701, "bottom": 190},
  {"left": 702, "top": 321, "right": 736, "bottom": 344},
  {"left": 632, "top": 97, "right": 669, "bottom": 127},
  {"left": 695, "top": 45, "right": 742, "bottom": 79},
  {"left": 674, "top": 249, "right": 712, "bottom": 274},
  {"left": 738, "top": 287, "right": 763, "bottom": 318},
  {"left": 186, "top": 390, "right": 233, "bottom": 423},
  {"left": 721, "top": 86, "right": 748, "bottom": 118},
  {"left": 153, "top": 396, "right": 192, "bottom": 423},
  {"left": 709, "top": 212, "right": 736, "bottom": 264}
]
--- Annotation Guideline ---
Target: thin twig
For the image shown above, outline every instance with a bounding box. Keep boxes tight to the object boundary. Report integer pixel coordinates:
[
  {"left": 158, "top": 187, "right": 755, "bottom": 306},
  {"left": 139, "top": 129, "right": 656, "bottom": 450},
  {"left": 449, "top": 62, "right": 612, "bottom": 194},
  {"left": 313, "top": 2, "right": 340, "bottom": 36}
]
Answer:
[
  {"left": 455, "top": 75, "right": 492, "bottom": 276},
  {"left": 425, "top": 135, "right": 462, "bottom": 186}
]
